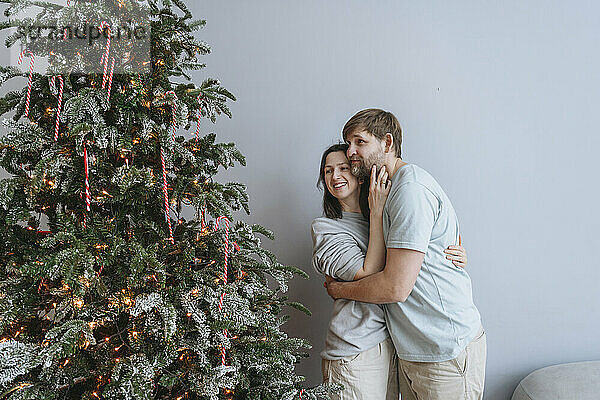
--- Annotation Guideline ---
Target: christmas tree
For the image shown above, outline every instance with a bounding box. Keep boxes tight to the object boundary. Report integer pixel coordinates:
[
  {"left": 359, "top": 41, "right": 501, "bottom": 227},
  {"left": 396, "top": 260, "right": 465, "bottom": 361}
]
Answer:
[{"left": 0, "top": 1, "right": 333, "bottom": 398}]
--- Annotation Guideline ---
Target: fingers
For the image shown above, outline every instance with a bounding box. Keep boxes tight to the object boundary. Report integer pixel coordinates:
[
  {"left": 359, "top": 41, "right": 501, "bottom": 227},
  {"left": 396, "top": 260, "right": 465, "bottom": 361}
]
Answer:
[
  {"left": 369, "top": 166, "right": 392, "bottom": 201},
  {"left": 445, "top": 254, "right": 465, "bottom": 261},
  {"left": 383, "top": 173, "right": 391, "bottom": 194},
  {"left": 370, "top": 165, "right": 377, "bottom": 187},
  {"left": 377, "top": 166, "right": 386, "bottom": 184},
  {"left": 444, "top": 249, "right": 463, "bottom": 256},
  {"left": 377, "top": 167, "right": 388, "bottom": 184},
  {"left": 452, "top": 260, "right": 466, "bottom": 268},
  {"left": 381, "top": 172, "right": 389, "bottom": 189},
  {"left": 444, "top": 246, "right": 461, "bottom": 252},
  {"left": 370, "top": 166, "right": 390, "bottom": 190}
]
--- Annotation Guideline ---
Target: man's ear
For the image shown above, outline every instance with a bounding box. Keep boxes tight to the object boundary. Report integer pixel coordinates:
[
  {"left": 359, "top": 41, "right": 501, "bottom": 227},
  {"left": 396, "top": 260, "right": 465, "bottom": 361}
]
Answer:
[{"left": 384, "top": 133, "right": 394, "bottom": 153}]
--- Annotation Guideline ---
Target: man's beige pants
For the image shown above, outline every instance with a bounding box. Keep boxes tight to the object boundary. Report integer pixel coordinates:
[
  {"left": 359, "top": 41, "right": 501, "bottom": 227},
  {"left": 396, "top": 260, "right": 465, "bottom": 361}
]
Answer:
[
  {"left": 397, "top": 327, "right": 487, "bottom": 400},
  {"left": 322, "top": 328, "right": 486, "bottom": 400},
  {"left": 322, "top": 337, "right": 399, "bottom": 400}
]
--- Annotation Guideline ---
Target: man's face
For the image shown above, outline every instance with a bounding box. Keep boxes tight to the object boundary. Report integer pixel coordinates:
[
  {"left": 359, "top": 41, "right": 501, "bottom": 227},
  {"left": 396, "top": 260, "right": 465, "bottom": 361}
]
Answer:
[{"left": 345, "top": 130, "right": 387, "bottom": 180}]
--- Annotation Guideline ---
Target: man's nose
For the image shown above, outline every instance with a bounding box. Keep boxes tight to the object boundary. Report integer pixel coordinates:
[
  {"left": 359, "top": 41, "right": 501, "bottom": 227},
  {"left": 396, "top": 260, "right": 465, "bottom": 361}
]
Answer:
[{"left": 347, "top": 145, "right": 356, "bottom": 158}]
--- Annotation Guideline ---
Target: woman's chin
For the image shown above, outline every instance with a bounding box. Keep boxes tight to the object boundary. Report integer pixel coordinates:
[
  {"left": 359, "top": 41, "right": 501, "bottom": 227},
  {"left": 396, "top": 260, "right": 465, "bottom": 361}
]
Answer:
[{"left": 333, "top": 190, "right": 353, "bottom": 201}]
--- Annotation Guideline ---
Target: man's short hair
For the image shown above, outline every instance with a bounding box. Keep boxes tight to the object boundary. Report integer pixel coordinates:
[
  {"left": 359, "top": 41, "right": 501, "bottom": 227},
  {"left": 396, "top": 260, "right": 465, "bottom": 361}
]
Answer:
[{"left": 342, "top": 108, "right": 403, "bottom": 157}]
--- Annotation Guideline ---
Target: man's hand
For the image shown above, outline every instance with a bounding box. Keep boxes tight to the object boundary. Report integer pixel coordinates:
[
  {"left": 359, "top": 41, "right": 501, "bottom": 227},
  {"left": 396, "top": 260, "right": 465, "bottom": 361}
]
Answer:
[{"left": 324, "top": 275, "right": 339, "bottom": 299}]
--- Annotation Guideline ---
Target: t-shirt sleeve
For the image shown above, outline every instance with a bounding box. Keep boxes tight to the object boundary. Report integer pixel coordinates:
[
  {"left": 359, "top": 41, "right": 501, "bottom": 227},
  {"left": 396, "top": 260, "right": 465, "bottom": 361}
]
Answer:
[
  {"left": 311, "top": 221, "right": 365, "bottom": 282},
  {"left": 385, "top": 182, "right": 438, "bottom": 252}
]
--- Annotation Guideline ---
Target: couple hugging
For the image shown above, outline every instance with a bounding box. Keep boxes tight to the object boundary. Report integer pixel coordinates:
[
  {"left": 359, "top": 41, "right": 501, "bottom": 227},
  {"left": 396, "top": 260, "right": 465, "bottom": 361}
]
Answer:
[{"left": 311, "top": 109, "right": 486, "bottom": 400}]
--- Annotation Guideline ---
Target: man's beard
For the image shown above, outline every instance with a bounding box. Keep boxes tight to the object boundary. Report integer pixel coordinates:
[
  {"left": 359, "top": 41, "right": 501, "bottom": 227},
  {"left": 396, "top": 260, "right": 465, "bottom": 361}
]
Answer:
[
  {"left": 350, "top": 161, "right": 371, "bottom": 180},
  {"left": 350, "top": 152, "right": 386, "bottom": 180}
]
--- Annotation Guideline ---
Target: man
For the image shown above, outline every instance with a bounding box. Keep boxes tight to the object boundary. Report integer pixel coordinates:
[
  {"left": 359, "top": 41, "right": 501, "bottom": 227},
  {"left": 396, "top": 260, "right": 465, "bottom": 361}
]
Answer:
[{"left": 325, "top": 109, "right": 486, "bottom": 400}]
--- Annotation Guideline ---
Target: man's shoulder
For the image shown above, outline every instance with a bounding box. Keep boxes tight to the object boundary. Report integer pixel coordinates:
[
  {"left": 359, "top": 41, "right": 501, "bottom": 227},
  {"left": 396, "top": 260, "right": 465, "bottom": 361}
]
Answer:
[
  {"left": 388, "top": 164, "right": 424, "bottom": 194},
  {"left": 391, "top": 164, "right": 442, "bottom": 194},
  {"left": 393, "top": 163, "right": 433, "bottom": 184},
  {"left": 383, "top": 165, "right": 445, "bottom": 215}
]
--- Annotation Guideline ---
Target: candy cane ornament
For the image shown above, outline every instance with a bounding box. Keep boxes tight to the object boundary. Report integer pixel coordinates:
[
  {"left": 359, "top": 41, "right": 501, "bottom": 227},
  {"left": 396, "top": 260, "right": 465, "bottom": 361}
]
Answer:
[
  {"left": 160, "top": 147, "right": 175, "bottom": 244},
  {"left": 165, "top": 90, "right": 178, "bottom": 142},
  {"left": 215, "top": 216, "right": 231, "bottom": 306},
  {"left": 17, "top": 49, "right": 35, "bottom": 118},
  {"left": 194, "top": 94, "right": 202, "bottom": 140},
  {"left": 98, "top": 22, "right": 111, "bottom": 89},
  {"left": 158, "top": 91, "right": 178, "bottom": 244},
  {"left": 83, "top": 144, "right": 91, "bottom": 228},
  {"left": 63, "top": 1, "right": 71, "bottom": 40},
  {"left": 105, "top": 56, "right": 115, "bottom": 103},
  {"left": 49, "top": 76, "right": 64, "bottom": 141},
  {"left": 215, "top": 216, "right": 231, "bottom": 365}
]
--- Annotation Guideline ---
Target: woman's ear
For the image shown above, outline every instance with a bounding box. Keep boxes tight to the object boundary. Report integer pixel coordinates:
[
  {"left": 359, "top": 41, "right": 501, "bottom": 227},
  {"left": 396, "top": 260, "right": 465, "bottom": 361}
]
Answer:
[{"left": 358, "top": 178, "right": 364, "bottom": 184}]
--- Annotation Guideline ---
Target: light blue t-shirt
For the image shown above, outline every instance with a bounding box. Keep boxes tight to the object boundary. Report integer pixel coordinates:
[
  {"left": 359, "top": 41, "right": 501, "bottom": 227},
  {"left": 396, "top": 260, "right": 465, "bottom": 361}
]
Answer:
[{"left": 383, "top": 163, "right": 482, "bottom": 362}]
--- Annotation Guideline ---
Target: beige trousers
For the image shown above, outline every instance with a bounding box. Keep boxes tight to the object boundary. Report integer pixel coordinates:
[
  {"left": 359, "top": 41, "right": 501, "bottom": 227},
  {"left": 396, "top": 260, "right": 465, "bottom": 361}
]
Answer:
[
  {"left": 322, "top": 337, "right": 399, "bottom": 400},
  {"left": 397, "top": 327, "right": 487, "bottom": 400}
]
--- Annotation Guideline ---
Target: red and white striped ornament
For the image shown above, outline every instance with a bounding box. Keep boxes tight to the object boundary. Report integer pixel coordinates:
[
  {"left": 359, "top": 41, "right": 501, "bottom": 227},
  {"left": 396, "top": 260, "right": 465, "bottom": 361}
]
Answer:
[
  {"left": 158, "top": 91, "right": 179, "bottom": 244},
  {"left": 63, "top": 1, "right": 71, "bottom": 40},
  {"left": 105, "top": 56, "right": 115, "bottom": 103},
  {"left": 17, "top": 49, "right": 35, "bottom": 118},
  {"left": 49, "top": 76, "right": 64, "bottom": 141},
  {"left": 214, "top": 216, "right": 232, "bottom": 366},
  {"left": 160, "top": 147, "right": 174, "bottom": 244},
  {"left": 99, "top": 21, "right": 111, "bottom": 90},
  {"left": 83, "top": 144, "right": 91, "bottom": 227}
]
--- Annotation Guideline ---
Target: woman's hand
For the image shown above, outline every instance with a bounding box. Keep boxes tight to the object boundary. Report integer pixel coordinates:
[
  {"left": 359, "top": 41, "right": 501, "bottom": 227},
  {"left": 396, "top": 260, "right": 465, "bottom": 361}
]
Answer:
[
  {"left": 444, "top": 244, "right": 468, "bottom": 268},
  {"left": 368, "top": 165, "right": 391, "bottom": 216}
]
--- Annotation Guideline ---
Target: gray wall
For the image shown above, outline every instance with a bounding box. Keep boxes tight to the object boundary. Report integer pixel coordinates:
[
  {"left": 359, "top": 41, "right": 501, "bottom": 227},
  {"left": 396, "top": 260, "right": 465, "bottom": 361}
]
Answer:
[
  {"left": 195, "top": 2, "right": 600, "bottom": 399},
  {"left": 3, "top": 1, "right": 600, "bottom": 399}
]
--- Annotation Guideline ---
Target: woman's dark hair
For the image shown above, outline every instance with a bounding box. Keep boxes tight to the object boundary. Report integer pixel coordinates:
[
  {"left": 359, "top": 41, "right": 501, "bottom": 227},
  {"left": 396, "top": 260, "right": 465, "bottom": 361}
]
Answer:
[
  {"left": 359, "top": 180, "right": 370, "bottom": 219},
  {"left": 317, "top": 143, "right": 371, "bottom": 219}
]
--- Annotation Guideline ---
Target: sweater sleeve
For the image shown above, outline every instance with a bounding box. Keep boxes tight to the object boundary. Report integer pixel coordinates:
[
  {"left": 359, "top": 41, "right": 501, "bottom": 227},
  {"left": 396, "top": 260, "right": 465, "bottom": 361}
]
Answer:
[{"left": 311, "top": 219, "right": 365, "bottom": 282}]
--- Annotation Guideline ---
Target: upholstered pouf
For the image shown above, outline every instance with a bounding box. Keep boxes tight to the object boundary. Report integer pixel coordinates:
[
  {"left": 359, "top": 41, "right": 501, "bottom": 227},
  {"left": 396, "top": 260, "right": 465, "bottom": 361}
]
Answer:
[{"left": 512, "top": 361, "right": 600, "bottom": 400}]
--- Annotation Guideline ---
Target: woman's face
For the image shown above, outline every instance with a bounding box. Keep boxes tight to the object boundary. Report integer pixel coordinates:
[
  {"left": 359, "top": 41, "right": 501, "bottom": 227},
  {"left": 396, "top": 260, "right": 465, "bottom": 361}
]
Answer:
[{"left": 324, "top": 151, "right": 360, "bottom": 201}]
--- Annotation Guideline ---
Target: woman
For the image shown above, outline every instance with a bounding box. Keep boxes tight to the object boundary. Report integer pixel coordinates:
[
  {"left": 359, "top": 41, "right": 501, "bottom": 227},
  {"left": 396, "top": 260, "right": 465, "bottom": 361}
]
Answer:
[{"left": 311, "top": 143, "right": 467, "bottom": 400}]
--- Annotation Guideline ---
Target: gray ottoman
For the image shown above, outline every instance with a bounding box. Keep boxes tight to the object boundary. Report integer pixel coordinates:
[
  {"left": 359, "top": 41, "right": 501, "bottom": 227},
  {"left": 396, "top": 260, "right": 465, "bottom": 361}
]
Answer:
[{"left": 512, "top": 361, "right": 600, "bottom": 400}]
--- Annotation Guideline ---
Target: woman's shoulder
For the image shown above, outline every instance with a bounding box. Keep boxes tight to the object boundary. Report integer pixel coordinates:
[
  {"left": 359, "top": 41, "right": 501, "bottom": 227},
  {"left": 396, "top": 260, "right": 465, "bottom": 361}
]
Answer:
[
  {"left": 311, "top": 213, "right": 367, "bottom": 235},
  {"left": 311, "top": 216, "right": 337, "bottom": 233},
  {"left": 311, "top": 215, "right": 347, "bottom": 234}
]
